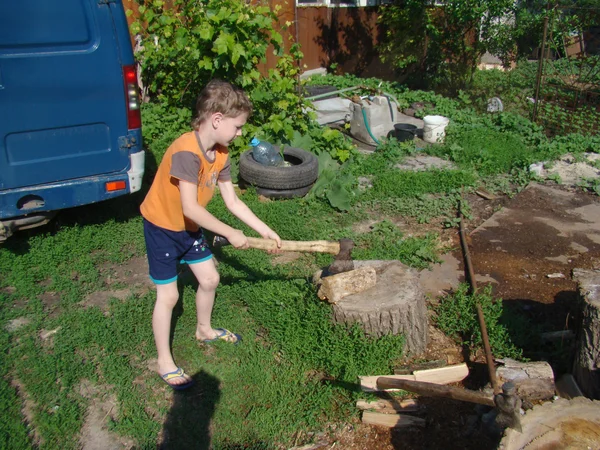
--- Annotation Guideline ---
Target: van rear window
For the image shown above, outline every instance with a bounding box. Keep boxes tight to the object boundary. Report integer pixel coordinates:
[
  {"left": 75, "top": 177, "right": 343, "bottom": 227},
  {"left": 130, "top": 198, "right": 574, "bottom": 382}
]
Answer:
[{"left": 0, "top": 0, "right": 97, "bottom": 54}]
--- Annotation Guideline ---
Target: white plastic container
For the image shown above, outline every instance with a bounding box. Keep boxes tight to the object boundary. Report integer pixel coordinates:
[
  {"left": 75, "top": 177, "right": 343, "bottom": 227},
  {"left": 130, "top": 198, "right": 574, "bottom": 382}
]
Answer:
[
  {"left": 349, "top": 96, "right": 398, "bottom": 146},
  {"left": 423, "top": 115, "right": 450, "bottom": 144}
]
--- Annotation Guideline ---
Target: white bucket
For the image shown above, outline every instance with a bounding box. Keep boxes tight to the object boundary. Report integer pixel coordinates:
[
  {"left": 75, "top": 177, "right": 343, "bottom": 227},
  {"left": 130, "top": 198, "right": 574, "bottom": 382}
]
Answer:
[{"left": 423, "top": 115, "right": 450, "bottom": 144}]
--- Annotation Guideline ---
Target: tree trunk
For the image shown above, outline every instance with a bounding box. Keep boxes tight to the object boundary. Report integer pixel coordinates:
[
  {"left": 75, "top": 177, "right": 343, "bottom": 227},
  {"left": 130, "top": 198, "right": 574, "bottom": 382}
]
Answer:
[
  {"left": 572, "top": 268, "right": 600, "bottom": 400},
  {"left": 328, "top": 261, "right": 428, "bottom": 356}
]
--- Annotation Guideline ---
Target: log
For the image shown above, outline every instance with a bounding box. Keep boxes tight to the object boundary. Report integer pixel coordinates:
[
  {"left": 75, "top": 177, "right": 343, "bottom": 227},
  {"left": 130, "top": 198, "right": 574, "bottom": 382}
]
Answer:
[
  {"left": 362, "top": 411, "right": 425, "bottom": 428},
  {"left": 376, "top": 378, "right": 496, "bottom": 407},
  {"left": 328, "top": 261, "right": 428, "bottom": 355},
  {"left": 495, "top": 358, "right": 555, "bottom": 401},
  {"left": 356, "top": 398, "right": 421, "bottom": 413},
  {"left": 316, "top": 266, "right": 376, "bottom": 304},
  {"left": 572, "top": 268, "right": 600, "bottom": 400}
]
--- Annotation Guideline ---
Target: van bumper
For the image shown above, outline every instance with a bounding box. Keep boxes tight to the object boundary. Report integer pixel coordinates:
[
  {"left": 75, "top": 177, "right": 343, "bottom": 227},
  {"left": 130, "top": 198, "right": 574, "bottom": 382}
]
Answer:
[{"left": 0, "top": 170, "right": 139, "bottom": 221}]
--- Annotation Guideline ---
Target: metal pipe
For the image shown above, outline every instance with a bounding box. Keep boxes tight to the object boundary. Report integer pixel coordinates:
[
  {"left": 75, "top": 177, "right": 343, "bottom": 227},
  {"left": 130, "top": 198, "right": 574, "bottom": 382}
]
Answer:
[
  {"left": 459, "top": 207, "right": 500, "bottom": 395},
  {"left": 305, "top": 86, "right": 362, "bottom": 101}
]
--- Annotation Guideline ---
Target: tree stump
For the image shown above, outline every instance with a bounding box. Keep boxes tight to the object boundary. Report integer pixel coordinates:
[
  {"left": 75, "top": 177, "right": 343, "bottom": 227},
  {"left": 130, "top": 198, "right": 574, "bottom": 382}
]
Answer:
[
  {"left": 572, "top": 268, "right": 600, "bottom": 400},
  {"left": 315, "top": 261, "right": 428, "bottom": 356}
]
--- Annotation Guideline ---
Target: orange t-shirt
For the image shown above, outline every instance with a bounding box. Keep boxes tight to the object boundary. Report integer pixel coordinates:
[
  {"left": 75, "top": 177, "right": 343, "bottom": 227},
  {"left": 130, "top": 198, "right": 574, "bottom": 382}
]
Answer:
[{"left": 140, "top": 131, "right": 231, "bottom": 232}]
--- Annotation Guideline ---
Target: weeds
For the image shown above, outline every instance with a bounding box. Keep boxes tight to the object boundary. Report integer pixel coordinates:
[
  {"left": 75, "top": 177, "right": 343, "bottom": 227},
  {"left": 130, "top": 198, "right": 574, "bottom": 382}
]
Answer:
[{"left": 433, "top": 284, "right": 523, "bottom": 359}]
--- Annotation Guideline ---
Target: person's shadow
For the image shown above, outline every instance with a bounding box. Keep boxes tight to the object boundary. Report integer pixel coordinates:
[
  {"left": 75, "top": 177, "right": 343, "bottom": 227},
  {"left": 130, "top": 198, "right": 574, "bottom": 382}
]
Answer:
[{"left": 159, "top": 370, "right": 221, "bottom": 449}]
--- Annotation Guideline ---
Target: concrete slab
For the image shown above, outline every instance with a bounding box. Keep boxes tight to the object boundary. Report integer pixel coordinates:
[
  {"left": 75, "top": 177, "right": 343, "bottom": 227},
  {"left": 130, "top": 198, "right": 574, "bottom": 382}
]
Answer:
[
  {"left": 469, "top": 183, "right": 600, "bottom": 305},
  {"left": 395, "top": 155, "right": 457, "bottom": 172},
  {"left": 418, "top": 183, "right": 600, "bottom": 310}
]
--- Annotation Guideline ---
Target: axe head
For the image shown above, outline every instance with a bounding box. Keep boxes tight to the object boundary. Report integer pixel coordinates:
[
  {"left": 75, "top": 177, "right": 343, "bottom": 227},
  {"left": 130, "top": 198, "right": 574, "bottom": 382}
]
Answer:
[{"left": 328, "top": 238, "right": 355, "bottom": 275}]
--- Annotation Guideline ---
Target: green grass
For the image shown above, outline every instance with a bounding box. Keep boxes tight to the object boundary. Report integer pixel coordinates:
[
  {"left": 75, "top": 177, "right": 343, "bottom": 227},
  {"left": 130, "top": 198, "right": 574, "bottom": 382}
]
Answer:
[{"left": 0, "top": 181, "right": 418, "bottom": 449}]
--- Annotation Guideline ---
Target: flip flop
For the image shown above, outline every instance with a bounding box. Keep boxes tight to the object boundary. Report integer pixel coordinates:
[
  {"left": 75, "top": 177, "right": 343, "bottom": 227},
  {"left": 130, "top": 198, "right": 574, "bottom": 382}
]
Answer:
[
  {"left": 161, "top": 367, "right": 194, "bottom": 390},
  {"left": 202, "top": 328, "right": 242, "bottom": 345}
]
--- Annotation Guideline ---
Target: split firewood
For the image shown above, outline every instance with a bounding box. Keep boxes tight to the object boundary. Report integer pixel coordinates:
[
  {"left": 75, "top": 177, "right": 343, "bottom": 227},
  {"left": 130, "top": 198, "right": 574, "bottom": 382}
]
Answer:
[
  {"left": 362, "top": 411, "right": 425, "bottom": 428},
  {"left": 475, "top": 189, "right": 497, "bottom": 200},
  {"left": 413, "top": 363, "right": 468, "bottom": 383},
  {"left": 394, "top": 359, "right": 446, "bottom": 375},
  {"left": 356, "top": 398, "right": 421, "bottom": 413},
  {"left": 316, "top": 266, "right": 376, "bottom": 304},
  {"left": 360, "top": 363, "right": 468, "bottom": 392}
]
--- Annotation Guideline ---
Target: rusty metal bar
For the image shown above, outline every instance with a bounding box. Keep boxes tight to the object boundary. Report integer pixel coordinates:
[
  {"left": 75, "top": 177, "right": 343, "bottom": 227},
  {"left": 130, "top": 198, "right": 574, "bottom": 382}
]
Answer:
[{"left": 458, "top": 207, "right": 500, "bottom": 395}]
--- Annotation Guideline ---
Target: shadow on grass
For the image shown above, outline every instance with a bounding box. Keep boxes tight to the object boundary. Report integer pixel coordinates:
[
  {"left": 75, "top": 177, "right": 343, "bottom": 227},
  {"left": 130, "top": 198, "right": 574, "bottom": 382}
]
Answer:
[{"left": 159, "top": 370, "right": 220, "bottom": 450}]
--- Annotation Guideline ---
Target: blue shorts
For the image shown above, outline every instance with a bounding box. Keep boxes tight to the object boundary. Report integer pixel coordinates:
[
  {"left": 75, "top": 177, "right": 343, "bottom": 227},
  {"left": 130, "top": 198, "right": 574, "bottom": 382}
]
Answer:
[{"left": 143, "top": 219, "right": 213, "bottom": 284}]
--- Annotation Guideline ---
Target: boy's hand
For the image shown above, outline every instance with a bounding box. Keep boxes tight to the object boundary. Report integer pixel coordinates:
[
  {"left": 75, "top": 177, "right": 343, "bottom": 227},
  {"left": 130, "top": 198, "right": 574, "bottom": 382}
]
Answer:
[
  {"left": 261, "top": 229, "right": 282, "bottom": 254},
  {"left": 226, "top": 229, "right": 249, "bottom": 249}
]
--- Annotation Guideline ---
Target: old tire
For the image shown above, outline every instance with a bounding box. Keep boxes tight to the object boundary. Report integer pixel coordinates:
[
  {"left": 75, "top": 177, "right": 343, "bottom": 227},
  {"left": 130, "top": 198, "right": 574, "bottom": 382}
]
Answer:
[
  {"left": 499, "top": 397, "right": 600, "bottom": 449},
  {"left": 255, "top": 184, "right": 314, "bottom": 199},
  {"left": 239, "top": 147, "right": 318, "bottom": 190}
]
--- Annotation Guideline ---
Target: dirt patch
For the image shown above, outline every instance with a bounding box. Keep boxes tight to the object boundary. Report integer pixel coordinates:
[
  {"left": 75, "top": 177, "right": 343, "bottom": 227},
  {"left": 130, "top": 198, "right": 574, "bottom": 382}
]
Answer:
[
  {"left": 83, "top": 256, "right": 154, "bottom": 312},
  {"left": 11, "top": 378, "right": 42, "bottom": 447},
  {"left": 39, "top": 291, "right": 62, "bottom": 319},
  {"left": 78, "top": 380, "right": 135, "bottom": 450},
  {"left": 5, "top": 317, "right": 31, "bottom": 332},
  {"left": 98, "top": 256, "right": 153, "bottom": 290},
  {"left": 271, "top": 251, "right": 302, "bottom": 265}
]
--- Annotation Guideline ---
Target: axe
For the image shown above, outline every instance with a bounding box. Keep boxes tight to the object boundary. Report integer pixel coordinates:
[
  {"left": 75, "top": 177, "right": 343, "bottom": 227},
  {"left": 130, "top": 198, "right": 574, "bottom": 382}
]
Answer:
[{"left": 212, "top": 236, "right": 355, "bottom": 274}]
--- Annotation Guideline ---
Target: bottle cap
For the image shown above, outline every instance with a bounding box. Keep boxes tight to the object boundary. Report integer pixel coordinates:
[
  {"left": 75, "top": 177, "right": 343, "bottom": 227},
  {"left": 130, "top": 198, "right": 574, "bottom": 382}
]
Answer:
[{"left": 250, "top": 137, "right": 260, "bottom": 147}]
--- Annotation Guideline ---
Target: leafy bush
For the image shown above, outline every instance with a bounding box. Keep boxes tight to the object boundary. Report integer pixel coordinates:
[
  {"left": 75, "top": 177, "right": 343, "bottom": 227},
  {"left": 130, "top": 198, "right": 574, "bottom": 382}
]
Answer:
[
  {"left": 131, "top": 0, "right": 283, "bottom": 108},
  {"left": 434, "top": 284, "right": 523, "bottom": 359}
]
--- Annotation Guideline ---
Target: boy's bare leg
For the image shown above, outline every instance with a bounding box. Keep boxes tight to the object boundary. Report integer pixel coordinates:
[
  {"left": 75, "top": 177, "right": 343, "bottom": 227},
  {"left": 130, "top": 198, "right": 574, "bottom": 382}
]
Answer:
[
  {"left": 189, "top": 258, "right": 221, "bottom": 341},
  {"left": 154, "top": 282, "right": 192, "bottom": 385}
]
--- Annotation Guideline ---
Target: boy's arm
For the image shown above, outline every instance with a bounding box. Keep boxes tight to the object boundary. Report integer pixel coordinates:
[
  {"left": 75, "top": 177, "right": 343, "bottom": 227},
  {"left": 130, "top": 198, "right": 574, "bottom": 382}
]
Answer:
[
  {"left": 179, "top": 180, "right": 249, "bottom": 248},
  {"left": 218, "top": 180, "right": 282, "bottom": 247}
]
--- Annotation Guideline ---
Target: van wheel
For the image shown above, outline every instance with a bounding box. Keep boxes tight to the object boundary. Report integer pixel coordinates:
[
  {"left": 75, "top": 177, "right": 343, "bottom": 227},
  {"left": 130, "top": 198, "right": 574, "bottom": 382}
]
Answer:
[{"left": 239, "top": 147, "right": 318, "bottom": 190}]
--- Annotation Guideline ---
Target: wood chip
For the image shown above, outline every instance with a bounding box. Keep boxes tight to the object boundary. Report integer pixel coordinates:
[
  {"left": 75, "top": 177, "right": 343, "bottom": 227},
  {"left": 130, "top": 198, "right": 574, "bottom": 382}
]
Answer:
[
  {"left": 362, "top": 411, "right": 425, "bottom": 428},
  {"left": 356, "top": 398, "right": 421, "bottom": 413}
]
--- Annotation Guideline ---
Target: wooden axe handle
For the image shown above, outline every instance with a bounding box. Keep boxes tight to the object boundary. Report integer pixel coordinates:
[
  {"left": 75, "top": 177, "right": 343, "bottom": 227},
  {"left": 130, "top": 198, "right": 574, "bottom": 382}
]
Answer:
[
  {"left": 377, "top": 377, "right": 496, "bottom": 407},
  {"left": 247, "top": 237, "right": 340, "bottom": 254}
]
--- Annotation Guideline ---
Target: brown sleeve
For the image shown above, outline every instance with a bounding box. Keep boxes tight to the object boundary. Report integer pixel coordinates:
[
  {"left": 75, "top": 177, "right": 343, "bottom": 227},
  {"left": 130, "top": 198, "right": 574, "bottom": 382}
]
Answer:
[
  {"left": 170, "top": 151, "right": 200, "bottom": 184},
  {"left": 218, "top": 156, "right": 231, "bottom": 181}
]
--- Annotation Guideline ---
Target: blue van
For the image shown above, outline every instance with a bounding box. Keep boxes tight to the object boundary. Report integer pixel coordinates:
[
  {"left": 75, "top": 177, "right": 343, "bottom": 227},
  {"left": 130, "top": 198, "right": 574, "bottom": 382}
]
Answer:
[{"left": 0, "top": 0, "right": 144, "bottom": 241}]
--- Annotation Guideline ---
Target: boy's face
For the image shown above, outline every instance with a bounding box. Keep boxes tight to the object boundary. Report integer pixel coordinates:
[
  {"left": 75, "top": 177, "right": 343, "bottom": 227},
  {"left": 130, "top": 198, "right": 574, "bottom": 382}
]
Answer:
[{"left": 214, "top": 112, "right": 248, "bottom": 147}]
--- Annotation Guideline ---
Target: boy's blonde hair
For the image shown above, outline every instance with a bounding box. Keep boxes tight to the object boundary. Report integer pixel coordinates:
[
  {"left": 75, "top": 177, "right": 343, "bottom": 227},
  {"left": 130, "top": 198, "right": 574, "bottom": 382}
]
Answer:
[{"left": 191, "top": 80, "right": 252, "bottom": 128}]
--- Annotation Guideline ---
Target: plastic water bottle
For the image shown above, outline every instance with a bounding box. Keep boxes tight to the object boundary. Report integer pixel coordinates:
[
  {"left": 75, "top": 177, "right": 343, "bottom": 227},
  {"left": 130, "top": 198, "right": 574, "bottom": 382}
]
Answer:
[{"left": 250, "top": 138, "right": 283, "bottom": 166}]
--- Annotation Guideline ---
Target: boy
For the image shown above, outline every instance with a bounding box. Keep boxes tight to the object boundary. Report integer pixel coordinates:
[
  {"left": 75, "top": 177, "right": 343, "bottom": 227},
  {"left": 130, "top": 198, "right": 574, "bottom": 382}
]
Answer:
[{"left": 140, "top": 80, "right": 281, "bottom": 390}]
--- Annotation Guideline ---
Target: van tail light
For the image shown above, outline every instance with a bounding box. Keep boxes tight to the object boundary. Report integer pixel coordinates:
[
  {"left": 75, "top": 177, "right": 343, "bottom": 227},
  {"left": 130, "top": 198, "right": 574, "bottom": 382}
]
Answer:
[
  {"left": 106, "top": 180, "right": 127, "bottom": 192},
  {"left": 123, "top": 65, "right": 142, "bottom": 130}
]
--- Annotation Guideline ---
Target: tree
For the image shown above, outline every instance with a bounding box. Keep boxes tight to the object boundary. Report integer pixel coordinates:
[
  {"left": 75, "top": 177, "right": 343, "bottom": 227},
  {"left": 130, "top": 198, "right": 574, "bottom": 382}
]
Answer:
[{"left": 378, "top": 0, "right": 516, "bottom": 94}]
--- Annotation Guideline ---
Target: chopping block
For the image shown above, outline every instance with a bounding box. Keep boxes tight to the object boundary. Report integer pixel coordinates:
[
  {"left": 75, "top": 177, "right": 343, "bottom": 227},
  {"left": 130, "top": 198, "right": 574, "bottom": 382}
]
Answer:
[{"left": 313, "top": 260, "right": 428, "bottom": 356}]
